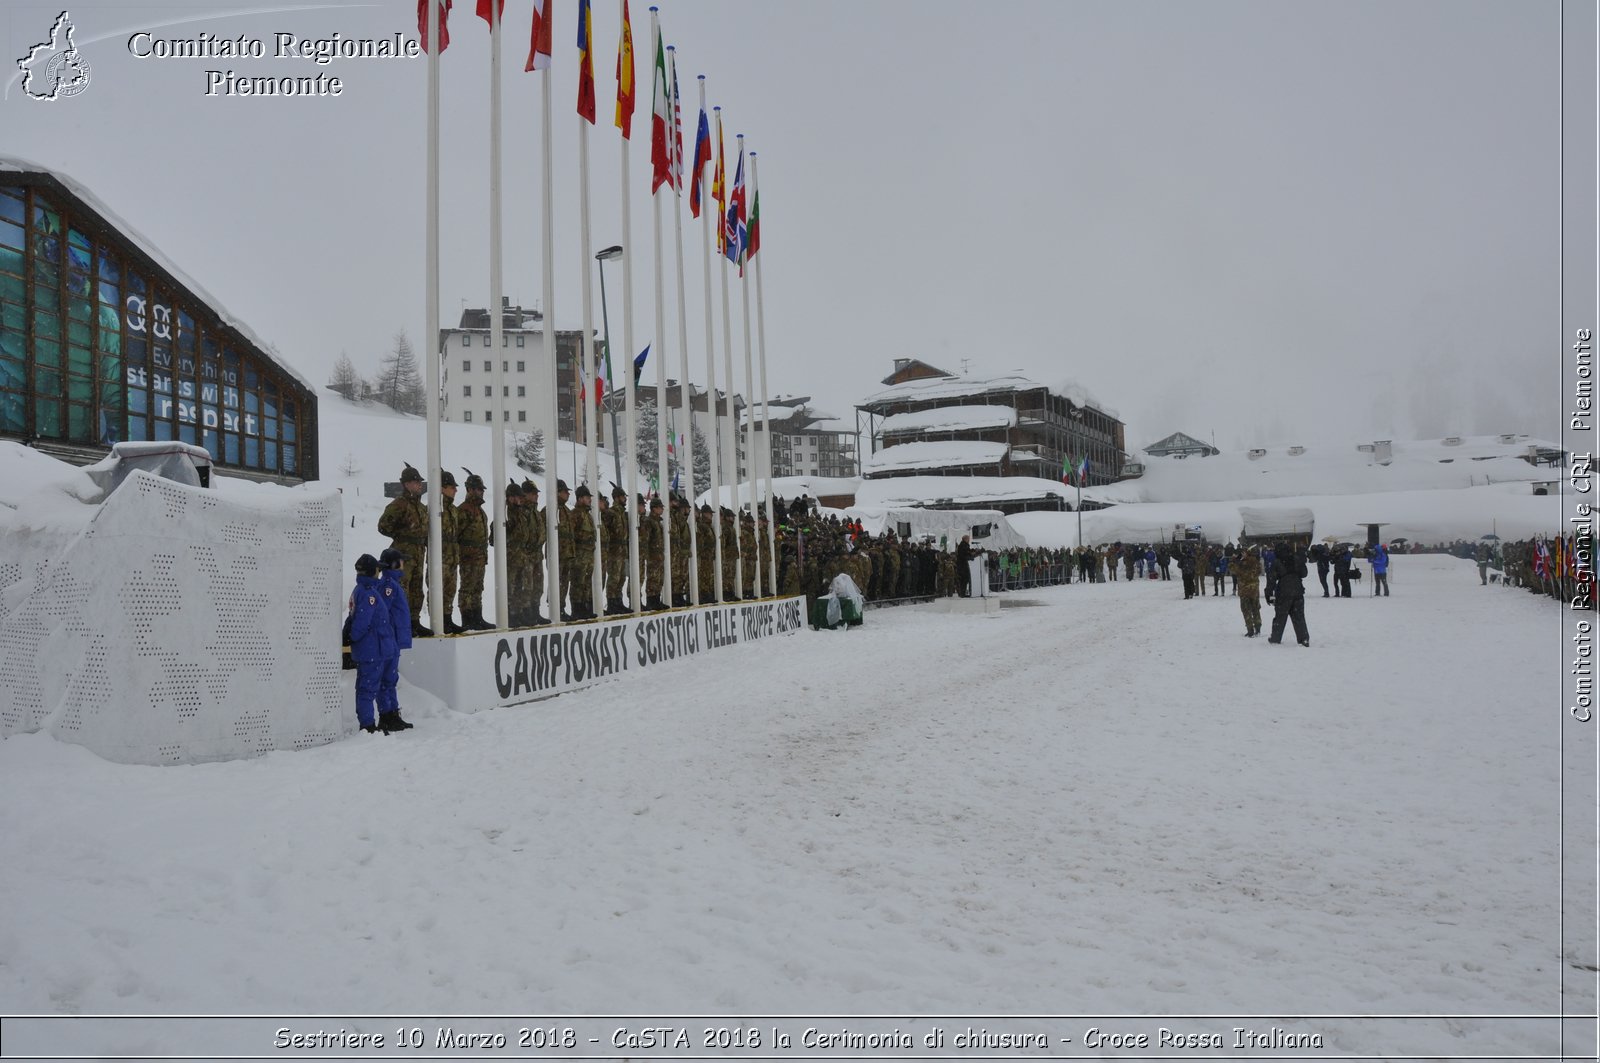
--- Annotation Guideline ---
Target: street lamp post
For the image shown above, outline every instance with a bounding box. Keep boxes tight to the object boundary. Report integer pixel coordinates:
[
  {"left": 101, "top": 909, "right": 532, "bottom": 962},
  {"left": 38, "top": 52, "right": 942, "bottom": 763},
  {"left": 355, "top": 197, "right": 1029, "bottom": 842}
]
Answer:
[{"left": 596, "top": 244, "right": 624, "bottom": 488}]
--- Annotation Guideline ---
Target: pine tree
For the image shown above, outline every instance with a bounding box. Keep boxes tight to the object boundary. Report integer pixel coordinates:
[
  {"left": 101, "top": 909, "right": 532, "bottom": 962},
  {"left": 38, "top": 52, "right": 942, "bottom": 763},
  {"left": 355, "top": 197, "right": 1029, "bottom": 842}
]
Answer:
[
  {"left": 513, "top": 429, "right": 545, "bottom": 475},
  {"left": 632, "top": 400, "right": 710, "bottom": 497},
  {"left": 327, "top": 351, "right": 363, "bottom": 401},
  {"left": 375, "top": 330, "right": 425, "bottom": 415}
]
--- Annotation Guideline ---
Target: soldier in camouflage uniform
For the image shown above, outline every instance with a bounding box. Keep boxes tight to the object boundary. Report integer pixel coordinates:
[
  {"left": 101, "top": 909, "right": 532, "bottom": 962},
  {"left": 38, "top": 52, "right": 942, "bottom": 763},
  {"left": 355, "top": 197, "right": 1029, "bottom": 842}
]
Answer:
[
  {"left": 670, "top": 495, "right": 692, "bottom": 607},
  {"left": 695, "top": 504, "right": 716, "bottom": 605},
  {"left": 1234, "top": 545, "right": 1263, "bottom": 637},
  {"left": 569, "top": 484, "right": 598, "bottom": 620},
  {"left": 456, "top": 472, "right": 492, "bottom": 629},
  {"left": 551, "top": 480, "right": 573, "bottom": 619},
  {"left": 642, "top": 495, "right": 666, "bottom": 609},
  {"left": 501, "top": 482, "right": 528, "bottom": 625},
  {"left": 377, "top": 465, "right": 430, "bottom": 636},
  {"left": 437, "top": 471, "right": 462, "bottom": 634},
  {"left": 739, "top": 510, "right": 758, "bottom": 599},
  {"left": 602, "top": 485, "right": 630, "bottom": 614},
  {"left": 719, "top": 506, "right": 740, "bottom": 601}
]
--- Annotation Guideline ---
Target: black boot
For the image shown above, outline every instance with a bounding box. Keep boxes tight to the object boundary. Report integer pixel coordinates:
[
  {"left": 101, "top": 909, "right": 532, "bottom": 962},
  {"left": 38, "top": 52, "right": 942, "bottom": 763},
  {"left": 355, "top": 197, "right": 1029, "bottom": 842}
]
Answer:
[
  {"left": 361, "top": 724, "right": 378, "bottom": 734},
  {"left": 379, "top": 710, "right": 413, "bottom": 733},
  {"left": 412, "top": 621, "right": 433, "bottom": 638},
  {"left": 443, "top": 614, "right": 463, "bottom": 635},
  {"left": 471, "top": 608, "right": 495, "bottom": 631}
]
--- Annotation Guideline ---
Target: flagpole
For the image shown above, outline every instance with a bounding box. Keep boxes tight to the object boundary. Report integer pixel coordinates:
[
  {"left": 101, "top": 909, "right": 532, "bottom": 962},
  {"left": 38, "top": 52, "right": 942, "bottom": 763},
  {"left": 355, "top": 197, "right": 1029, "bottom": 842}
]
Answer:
[
  {"left": 736, "top": 133, "right": 761, "bottom": 599},
  {"left": 715, "top": 107, "right": 738, "bottom": 595},
  {"left": 540, "top": 57, "right": 562, "bottom": 628},
  {"left": 649, "top": 8, "right": 672, "bottom": 607},
  {"left": 579, "top": 116, "right": 603, "bottom": 619},
  {"left": 750, "top": 150, "right": 778, "bottom": 596},
  {"left": 488, "top": 2, "right": 509, "bottom": 630},
  {"left": 618, "top": 0, "right": 640, "bottom": 614},
  {"left": 424, "top": 0, "right": 445, "bottom": 636},
  {"left": 667, "top": 44, "right": 698, "bottom": 606},
  {"left": 696, "top": 78, "right": 725, "bottom": 602}
]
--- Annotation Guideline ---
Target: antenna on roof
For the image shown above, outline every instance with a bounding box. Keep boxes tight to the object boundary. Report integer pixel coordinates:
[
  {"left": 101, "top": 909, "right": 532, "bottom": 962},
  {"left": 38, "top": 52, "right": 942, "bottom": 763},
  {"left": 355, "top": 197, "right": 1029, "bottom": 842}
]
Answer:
[{"left": 960, "top": 359, "right": 971, "bottom": 375}]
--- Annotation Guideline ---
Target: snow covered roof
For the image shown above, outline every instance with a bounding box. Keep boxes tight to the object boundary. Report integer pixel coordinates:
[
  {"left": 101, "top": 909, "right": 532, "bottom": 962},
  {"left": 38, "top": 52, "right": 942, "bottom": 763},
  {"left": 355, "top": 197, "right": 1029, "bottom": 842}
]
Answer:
[
  {"left": 0, "top": 155, "right": 315, "bottom": 394},
  {"left": 880, "top": 404, "right": 1017, "bottom": 435},
  {"left": 861, "top": 370, "right": 1121, "bottom": 421},
  {"left": 1238, "top": 506, "right": 1317, "bottom": 538},
  {"left": 860, "top": 371, "right": 1046, "bottom": 408},
  {"left": 863, "top": 440, "right": 1008, "bottom": 475},
  {"left": 855, "top": 474, "right": 1077, "bottom": 509}
]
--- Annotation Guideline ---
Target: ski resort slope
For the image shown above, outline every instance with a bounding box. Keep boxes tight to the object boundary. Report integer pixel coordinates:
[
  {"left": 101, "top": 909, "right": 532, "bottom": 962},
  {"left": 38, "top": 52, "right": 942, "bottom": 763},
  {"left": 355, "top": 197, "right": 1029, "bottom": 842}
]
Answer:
[{"left": 0, "top": 556, "right": 1582, "bottom": 1056}]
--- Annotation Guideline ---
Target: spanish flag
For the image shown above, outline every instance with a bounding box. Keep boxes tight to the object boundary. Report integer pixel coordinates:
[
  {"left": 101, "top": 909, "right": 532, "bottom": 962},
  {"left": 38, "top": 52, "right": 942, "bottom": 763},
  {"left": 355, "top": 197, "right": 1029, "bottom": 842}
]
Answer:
[{"left": 615, "top": 0, "right": 635, "bottom": 137}]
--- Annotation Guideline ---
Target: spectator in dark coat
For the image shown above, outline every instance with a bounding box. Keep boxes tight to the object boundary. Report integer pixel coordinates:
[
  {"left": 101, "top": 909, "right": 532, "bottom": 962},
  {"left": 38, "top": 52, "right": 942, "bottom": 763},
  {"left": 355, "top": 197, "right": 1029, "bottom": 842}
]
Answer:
[
  {"left": 1333, "top": 544, "right": 1354, "bottom": 598},
  {"left": 1310, "top": 542, "right": 1332, "bottom": 597},
  {"left": 955, "top": 535, "right": 973, "bottom": 597},
  {"left": 1267, "top": 542, "right": 1311, "bottom": 646}
]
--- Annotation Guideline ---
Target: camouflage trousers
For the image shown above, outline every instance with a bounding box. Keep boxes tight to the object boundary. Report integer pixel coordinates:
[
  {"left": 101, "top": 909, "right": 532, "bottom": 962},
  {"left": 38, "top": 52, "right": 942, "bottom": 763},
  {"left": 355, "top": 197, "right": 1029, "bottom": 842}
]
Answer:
[
  {"left": 458, "top": 551, "right": 487, "bottom": 615},
  {"left": 442, "top": 556, "right": 459, "bottom": 623},
  {"left": 644, "top": 554, "right": 664, "bottom": 600},
  {"left": 394, "top": 544, "right": 426, "bottom": 625},
  {"left": 604, "top": 555, "right": 628, "bottom": 605},
  {"left": 698, "top": 553, "right": 716, "bottom": 604},
  {"left": 1238, "top": 580, "right": 1261, "bottom": 631},
  {"left": 671, "top": 553, "right": 689, "bottom": 601},
  {"left": 567, "top": 558, "right": 595, "bottom": 614}
]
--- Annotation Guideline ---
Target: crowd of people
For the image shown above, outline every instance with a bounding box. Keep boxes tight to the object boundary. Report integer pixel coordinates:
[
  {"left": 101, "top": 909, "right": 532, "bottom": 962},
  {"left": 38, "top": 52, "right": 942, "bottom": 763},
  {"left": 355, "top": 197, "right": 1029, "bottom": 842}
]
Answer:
[{"left": 1474, "top": 532, "right": 1595, "bottom": 608}]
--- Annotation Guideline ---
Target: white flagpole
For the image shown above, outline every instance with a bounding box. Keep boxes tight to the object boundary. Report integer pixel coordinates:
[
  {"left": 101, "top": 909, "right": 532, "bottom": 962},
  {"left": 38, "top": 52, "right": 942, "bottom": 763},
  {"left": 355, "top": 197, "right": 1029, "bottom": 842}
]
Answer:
[
  {"left": 715, "top": 107, "right": 738, "bottom": 595},
  {"left": 424, "top": 0, "right": 445, "bottom": 635},
  {"left": 489, "top": 3, "right": 509, "bottom": 630},
  {"left": 696, "top": 78, "right": 724, "bottom": 603},
  {"left": 750, "top": 150, "right": 778, "bottom": 595},
  {"left": 735, "top": 133, "right": 761, "bottom": 599},
  {"left": 668, "top": 45, "right": 698, "bottom": 606},
  {"left": 579, "top": 103, "right": 603, "bottom": 617},
  {"left": 649, "top": 8, "right": 672, "bottom": 607},
  {"left": 540, "top": 49, "right": 562, "bottom": 627},
  {"left": 618, "top": 0, "right": 640, "bottom": 614}
]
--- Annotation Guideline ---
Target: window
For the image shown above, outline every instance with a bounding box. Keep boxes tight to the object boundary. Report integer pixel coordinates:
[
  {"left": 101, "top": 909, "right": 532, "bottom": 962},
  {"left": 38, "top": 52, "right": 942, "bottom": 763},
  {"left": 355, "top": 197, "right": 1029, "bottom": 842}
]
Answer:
[
  {"left": 463, "top": 385, "right": 472, "bottom": 397},
  {"left": 483, "top": 360, "right": 490, "bottom": 371},
  {"left": 502, "top": 336, "right": 509, "bottom": 347},
  {"left": 517, "top": 410, "right": 526, "bottom": 422},
  {"left": 515, "top": 336, "right": 525, "bottom": 348},
  {"left": 484, "top": 410, "right": 492, "bottom": 421},
  {"left": 462, "top": 359, "right": 470, "bottom": 371},
  {"left": 503, "top": 360, "right": 509, "bottom": 371},
  {"left": 462, "top": 334, "right": 472, "bottom": 347},
  {"left": 503, "top": 386, "right": 509, "bottom": 397},
  {"left": 516, "top": 360, "right": 525, "bottom": 371},
  {"left": 517, "top": 385, "right": 526, "bottom": 397},
  {"left": 464, "top": 411, "right": 472, "bottom": 422}
]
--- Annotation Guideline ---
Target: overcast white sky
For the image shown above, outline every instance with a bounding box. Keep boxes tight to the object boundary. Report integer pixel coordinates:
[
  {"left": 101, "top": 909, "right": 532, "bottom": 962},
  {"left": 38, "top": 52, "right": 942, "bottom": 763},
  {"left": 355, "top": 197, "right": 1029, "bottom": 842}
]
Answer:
[{"left": 2, "top": 0, "right": 1574, "bottom": 453}]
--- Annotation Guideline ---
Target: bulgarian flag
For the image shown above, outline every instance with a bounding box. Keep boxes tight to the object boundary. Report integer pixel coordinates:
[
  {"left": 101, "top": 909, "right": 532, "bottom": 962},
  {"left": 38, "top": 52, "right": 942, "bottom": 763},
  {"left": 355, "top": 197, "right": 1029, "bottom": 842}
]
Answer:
[{"left": 649, "top": 28, "right": 672, "bottom": 192}]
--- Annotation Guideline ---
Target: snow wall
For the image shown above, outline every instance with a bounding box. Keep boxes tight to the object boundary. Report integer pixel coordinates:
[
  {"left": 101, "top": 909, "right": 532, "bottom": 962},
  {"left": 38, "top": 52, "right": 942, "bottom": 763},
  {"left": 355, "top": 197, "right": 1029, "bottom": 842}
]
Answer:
[{"left": 0, "top": 470, "right": 345, "bottom": 765}]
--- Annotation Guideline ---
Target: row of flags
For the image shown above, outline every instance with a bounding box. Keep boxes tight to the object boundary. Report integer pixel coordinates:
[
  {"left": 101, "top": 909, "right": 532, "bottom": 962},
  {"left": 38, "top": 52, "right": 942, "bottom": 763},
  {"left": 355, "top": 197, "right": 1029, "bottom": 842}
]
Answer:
[
  {"left": 1533, "top": 534, "right": 1595, "bottom": 584},
  {"left": 418, "top": 0, "right": 761, "bottom": 271},
  {"left": 1061, "top": 454, "right": 1090, "bottom": 488}
]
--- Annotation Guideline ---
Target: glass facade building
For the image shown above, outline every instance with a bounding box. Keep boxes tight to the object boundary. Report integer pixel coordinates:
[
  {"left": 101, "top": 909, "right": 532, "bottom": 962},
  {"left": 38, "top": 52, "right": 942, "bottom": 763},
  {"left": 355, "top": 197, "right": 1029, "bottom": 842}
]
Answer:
[{"left": 0, "top": 167, "right": 317, "bottom": 481}]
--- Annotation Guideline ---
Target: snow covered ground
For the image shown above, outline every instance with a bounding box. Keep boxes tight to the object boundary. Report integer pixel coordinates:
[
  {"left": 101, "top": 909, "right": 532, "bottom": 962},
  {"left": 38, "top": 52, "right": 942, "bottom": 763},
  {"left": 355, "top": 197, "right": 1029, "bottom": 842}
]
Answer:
[{"left": 0, "top": 554, "right": 1587, "bottom": 1057}]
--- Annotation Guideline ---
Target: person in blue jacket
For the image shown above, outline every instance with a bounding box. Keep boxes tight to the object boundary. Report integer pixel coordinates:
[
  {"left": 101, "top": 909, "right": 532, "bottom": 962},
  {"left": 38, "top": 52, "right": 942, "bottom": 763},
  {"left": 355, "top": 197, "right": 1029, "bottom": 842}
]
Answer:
[
  {"left": 377, "top": 548, "right": 415, "bottom": 732},
  {"left": 1370, "top": 542, "right": 1390, "bottom": 597},
  {"left": 348, "top": 554, "right": 397, "bottom": 734}
]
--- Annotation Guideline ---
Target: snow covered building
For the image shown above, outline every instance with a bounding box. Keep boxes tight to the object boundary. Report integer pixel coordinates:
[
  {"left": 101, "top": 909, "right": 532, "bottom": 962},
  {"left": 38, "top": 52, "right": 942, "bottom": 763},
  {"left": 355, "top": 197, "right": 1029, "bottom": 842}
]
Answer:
[
  {"left": 1144, "top": 431, "right": 1219, "bottom": 458},
  {"left": 855, "top": 360, "right": 1127, "bottom": 486},
  {"left": 0, "top": 158, "right": 319, "bottom": 482},
  {"left": 754, "top": 397, "right": 859, "bottom": 479},
  {"left": 439, "top": 300, "right": 587, "bottom": 441}
]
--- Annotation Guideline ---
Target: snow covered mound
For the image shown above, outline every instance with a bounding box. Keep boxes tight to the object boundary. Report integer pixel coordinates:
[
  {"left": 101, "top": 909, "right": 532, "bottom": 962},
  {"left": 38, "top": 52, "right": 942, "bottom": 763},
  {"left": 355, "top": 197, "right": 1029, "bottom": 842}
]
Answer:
[{"left": 1104, "top": 434, "right": 1554, "bottom": 504}]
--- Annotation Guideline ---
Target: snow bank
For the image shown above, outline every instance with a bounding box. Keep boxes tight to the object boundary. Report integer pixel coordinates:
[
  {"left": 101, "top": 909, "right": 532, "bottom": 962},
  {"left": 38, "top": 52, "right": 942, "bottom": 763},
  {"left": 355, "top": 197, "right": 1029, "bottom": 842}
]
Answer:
[
  {"left": 863, "top": 440, "right": 1008, "bottom": 475},
  {"left": 0, "top": 468, "right": 344, "bottom": 765}
]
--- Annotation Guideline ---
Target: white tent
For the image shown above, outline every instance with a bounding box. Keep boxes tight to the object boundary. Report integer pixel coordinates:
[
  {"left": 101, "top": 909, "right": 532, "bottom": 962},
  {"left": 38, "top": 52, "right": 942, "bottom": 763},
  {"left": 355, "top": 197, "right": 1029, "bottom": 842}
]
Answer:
[{"left": 1238, "top": 506, "right": 1316, "bottom": 540}]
